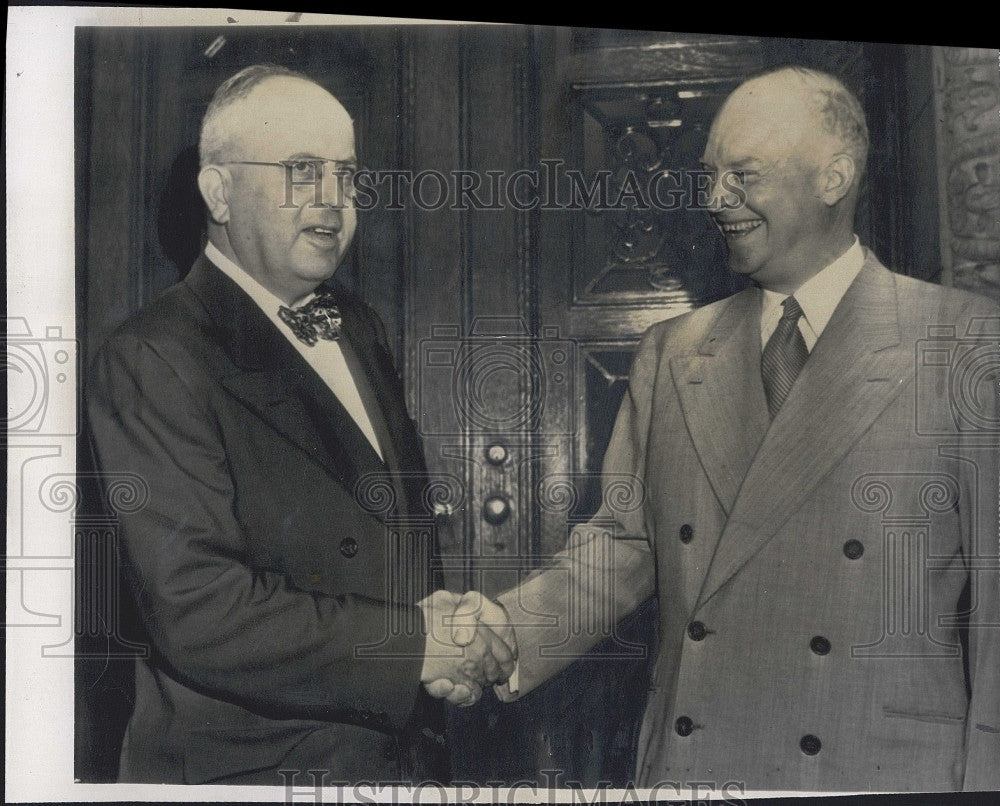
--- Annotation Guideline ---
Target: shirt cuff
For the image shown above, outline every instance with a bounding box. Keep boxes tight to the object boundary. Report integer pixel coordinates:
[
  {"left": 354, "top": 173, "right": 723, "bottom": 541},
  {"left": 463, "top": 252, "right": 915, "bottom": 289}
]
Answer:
[{"left": 494, "top": 661, "right": 519, "bottom": 702}]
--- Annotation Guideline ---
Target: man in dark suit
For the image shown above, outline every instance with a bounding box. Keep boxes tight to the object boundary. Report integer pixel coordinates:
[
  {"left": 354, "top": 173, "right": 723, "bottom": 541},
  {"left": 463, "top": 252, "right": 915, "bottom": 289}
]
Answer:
[
  {"left": 87, "top": 64, "right": 514, "bottom": 785},
  {"left": 490, "top": 65, "right": 999, "bottom": 793}
]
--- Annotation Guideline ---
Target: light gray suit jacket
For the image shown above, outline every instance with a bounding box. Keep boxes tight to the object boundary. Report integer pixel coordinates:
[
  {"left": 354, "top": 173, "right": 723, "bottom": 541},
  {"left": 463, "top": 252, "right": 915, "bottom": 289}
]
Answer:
[{"left": 498, "top": 252, "right": 1000, "bottom": 793}]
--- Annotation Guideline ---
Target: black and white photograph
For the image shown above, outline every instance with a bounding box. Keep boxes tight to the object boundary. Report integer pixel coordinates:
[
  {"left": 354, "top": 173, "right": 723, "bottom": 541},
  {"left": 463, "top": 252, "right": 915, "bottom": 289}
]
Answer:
[{"left": 5, "top": 8, "right": 1000, "bottom": 804}]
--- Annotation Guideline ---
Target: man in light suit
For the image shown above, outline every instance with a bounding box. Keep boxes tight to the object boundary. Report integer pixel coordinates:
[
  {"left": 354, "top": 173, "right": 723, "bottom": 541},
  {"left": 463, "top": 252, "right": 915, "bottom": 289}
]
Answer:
[
  {"left": 488, "top": 65, "right": 1000, "bottom": 792},
  {"left": 87, "top": 64, "right": 514, "bottom": 785}
]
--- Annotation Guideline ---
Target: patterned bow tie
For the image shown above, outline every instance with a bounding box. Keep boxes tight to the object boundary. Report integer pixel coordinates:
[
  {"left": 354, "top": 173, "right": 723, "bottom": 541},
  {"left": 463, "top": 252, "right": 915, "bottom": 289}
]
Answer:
[{"left": 278, "top": 291, "right": 342, "bottom": 346}]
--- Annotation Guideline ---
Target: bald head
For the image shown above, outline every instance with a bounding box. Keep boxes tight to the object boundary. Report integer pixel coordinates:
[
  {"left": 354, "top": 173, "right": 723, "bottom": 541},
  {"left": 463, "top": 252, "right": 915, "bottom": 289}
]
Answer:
[
  {"left": 717, "top": 66, "right": 869, "bottom": 184},
  {"left": 199, "top": 67, "right": 353, "bottom": 168}
]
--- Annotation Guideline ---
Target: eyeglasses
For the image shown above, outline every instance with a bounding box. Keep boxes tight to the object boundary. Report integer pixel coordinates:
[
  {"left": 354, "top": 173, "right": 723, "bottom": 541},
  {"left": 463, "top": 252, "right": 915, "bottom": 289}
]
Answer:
[{"left": 219, "top": 158, "right": 364, "bottom": 200}]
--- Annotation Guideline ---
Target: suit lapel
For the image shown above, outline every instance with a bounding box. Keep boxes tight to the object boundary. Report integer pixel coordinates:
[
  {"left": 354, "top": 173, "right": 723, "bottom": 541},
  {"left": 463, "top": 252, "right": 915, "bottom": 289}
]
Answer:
[
  {"left": 334, "top": 292, "right": 441, "bottom": 587},
  {"left": 221, "top": 365, "right": 374, "bottom": 491},
  {"left": 335, "top": 297, "right": 429, "bottom": 514},
  {"left": 671, "top": 288, "right": 770, "bottom": 516},
  {"left": 696, "top": 255, "right": 912, "bottom": 607},
  {"left": 184, "top": 254, "right": 387, "bottom": 498}
]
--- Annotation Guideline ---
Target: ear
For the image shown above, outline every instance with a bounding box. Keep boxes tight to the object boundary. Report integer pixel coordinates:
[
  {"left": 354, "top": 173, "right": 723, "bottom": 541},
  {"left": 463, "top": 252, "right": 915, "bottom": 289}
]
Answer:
[
  {"left": 198, "top": 166, "right": 231, "bottom": 225},
  {"left": 819, "top": 153, "right": 856, "bottom": 206}
]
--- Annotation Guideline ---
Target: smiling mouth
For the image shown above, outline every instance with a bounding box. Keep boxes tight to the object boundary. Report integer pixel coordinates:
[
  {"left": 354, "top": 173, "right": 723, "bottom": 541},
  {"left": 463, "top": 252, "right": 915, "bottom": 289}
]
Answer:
[
  {"left": 715, "top": 219, "right": 763, "bottom": 238},
  {"left": 303, "top": 226, "right": 339, "bottom": 238}
]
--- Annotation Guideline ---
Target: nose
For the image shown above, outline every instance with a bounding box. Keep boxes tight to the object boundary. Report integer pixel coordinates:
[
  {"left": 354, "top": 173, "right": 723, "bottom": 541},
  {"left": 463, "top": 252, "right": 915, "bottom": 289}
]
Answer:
[
  {"left": 323, "top": 168, "right": 358, "bottom": 210},
  {"left": 705, "top": 175, "right": 724, "bottom": 214},
  {"left": 303, "top": 195, "right": 345, "bottom": 228},
  {"left": 323, "top": 209, "right": 344, "bottom": 230},
  {"left": 704, "top": 170, "right": 744, "bottom": 215},
  {"left": 297, "top": 169, "right": 351, "bottom": 212},
  {"left": 701, "top": 171, "right": 725, "bottom": 214},
  {"left": 314, "top": 175, "right": 350, "bottom": 211}
]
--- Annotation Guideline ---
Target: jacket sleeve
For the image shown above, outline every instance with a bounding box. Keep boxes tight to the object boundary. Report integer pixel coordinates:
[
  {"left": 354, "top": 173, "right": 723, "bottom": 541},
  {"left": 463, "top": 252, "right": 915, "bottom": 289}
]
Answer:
[
  {"left": 495, "top": 325, "right": 662, "bottom": 699},
  {"left": 959, "top": 301, "right": 1000, "bottom": 791},
  {"left": 86, "top": 330, "right": 426, "bottom": 731}
]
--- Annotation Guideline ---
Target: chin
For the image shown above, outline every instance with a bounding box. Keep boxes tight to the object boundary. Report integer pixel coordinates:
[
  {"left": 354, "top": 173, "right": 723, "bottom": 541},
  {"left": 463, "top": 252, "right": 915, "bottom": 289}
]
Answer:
[
  {"left": 727, "top": 257, "right": 759, "bottom": 277},
  {"left": 298, "top": 258, "right": 342, "bottom": 281}
]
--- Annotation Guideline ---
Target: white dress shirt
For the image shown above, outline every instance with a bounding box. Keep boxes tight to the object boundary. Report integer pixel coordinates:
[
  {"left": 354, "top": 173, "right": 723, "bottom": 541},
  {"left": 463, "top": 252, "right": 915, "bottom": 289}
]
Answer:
[
  {"left": 760, "top": 236, "right": 865, "bottom": 352},
  {"left": 206, "top": 241, "right": 384, "bottom": 461}
]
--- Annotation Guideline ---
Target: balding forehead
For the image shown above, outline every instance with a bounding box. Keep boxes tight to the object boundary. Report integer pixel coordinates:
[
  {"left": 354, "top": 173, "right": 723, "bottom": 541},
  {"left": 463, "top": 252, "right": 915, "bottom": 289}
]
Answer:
[
  {"left": 233, "top": 76, "right": 351, "bottom": 122},
  {"left": 725, "top": 71, "right": 814, "bottom": 114},
  {"left": 727, "top": 68, "right": 860, "bottom": 127},
  {"left": 717, "top": 68, "right": 852, "bottom": 143},
  {"left": 714, "top": 81, "right": 810, "bottom": 137},
  {"left": 210, "top": 79, "right": 349, "bottom": 142},
  {"left": 705, "top": 77, "right": 833, "bottom": 167},
  {"left": 204, "top": 76, "right": 353, "bottom": 162}
]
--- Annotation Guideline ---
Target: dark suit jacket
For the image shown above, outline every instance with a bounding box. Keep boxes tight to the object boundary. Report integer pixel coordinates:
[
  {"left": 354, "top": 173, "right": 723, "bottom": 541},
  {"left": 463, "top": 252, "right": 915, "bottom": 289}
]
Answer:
[
  {"left": 500, "top": 251, "right": 1000, "bottom": 792},
  {"left": 87, "top": 252, "right": 446, "bottom": 784}
]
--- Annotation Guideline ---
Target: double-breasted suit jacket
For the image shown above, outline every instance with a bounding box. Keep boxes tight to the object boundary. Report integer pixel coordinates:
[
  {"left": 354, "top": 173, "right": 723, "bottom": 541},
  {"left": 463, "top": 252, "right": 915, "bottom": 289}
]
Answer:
[
  {"left": 498, "top": 252, "right": 1000, "bottom": 792},
  {"left": 87, "top": 253, "right": 445, "bottom": 784}
]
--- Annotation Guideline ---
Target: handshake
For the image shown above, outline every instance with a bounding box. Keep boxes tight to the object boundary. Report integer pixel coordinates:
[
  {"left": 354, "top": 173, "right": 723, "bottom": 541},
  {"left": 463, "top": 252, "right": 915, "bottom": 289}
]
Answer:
[{"left": 417, "top": 590, "right": 517, "bottom": 707}]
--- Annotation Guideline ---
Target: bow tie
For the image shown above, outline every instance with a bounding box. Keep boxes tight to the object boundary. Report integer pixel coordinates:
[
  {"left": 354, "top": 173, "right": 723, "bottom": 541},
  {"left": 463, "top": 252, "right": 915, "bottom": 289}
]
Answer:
[{"left": 278, "top": 291, "right": 342, "bottom": 346}]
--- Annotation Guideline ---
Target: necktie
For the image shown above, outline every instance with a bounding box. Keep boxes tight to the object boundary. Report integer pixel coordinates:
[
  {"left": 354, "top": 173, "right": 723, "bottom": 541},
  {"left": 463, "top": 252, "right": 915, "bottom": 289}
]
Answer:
[
  {"left": 278, "top": 291, "right": 342, "bottom": 346},
  {"left": 761, "top": 295, "right": 808, "bottom": 418}
]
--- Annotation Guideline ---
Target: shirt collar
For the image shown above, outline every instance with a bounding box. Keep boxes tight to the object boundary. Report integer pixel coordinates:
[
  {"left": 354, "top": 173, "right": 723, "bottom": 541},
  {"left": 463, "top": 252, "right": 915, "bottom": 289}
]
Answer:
[
  {"left": 205, "top": 240, "right": 315, "bottom": 315},
  {"left": 761, "top": 236, "right": 864, "bottom": 337}
]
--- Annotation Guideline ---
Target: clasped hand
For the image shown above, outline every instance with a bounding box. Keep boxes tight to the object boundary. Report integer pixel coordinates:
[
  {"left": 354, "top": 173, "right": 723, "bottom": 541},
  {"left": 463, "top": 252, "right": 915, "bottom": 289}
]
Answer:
[{"left": 417, "top": 589, "right": 517, "bottom": 707}]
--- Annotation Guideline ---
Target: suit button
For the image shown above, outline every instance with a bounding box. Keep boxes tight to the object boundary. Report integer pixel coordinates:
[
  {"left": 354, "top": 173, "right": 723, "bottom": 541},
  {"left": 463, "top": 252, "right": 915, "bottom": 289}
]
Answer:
[
  {"left": 308, "top": 571, "right": 321, "bottom": 584},
  {"left": 679, "top": 524, "right": 694, "bottom": 543},
  {"left": 687, "top": 621, "right": 707, "bottom": 641},
  {"left": 340, "top": 537, "right": 359, "bottom": 558},
  {"left": 810, "top": 636, "right": 831, "bottom": 655},
  {"left": 843, "top": 539, "right": 864, "bottom": 559},
  {"left": 800, "top": 734, "right": 822, "bottom": 755},
  {"left": 675, "top": 716, "right": 694, "bottom": 737}
]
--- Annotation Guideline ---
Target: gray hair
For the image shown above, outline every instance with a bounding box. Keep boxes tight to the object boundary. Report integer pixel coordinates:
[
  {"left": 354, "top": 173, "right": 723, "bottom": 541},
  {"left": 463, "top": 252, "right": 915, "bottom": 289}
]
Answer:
[
  {"left": 198, "top": 63, "right": 315, "bottom": 167},
  {"left": 749, "top": 64, "right": 869, "bottom": 178}
]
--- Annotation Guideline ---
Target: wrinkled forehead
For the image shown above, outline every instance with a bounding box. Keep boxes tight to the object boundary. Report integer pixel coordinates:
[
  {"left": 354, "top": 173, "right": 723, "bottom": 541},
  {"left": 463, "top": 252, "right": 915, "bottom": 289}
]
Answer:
[{"left": 224, "top": 77, "right": 355, "bottom": 160}]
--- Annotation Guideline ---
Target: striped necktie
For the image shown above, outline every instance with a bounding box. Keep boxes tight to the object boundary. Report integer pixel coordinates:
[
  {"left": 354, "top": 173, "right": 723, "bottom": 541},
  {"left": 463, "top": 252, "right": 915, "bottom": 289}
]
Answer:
[{"left": 761, "top": 295, "right": 808, "bottom": 418}]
